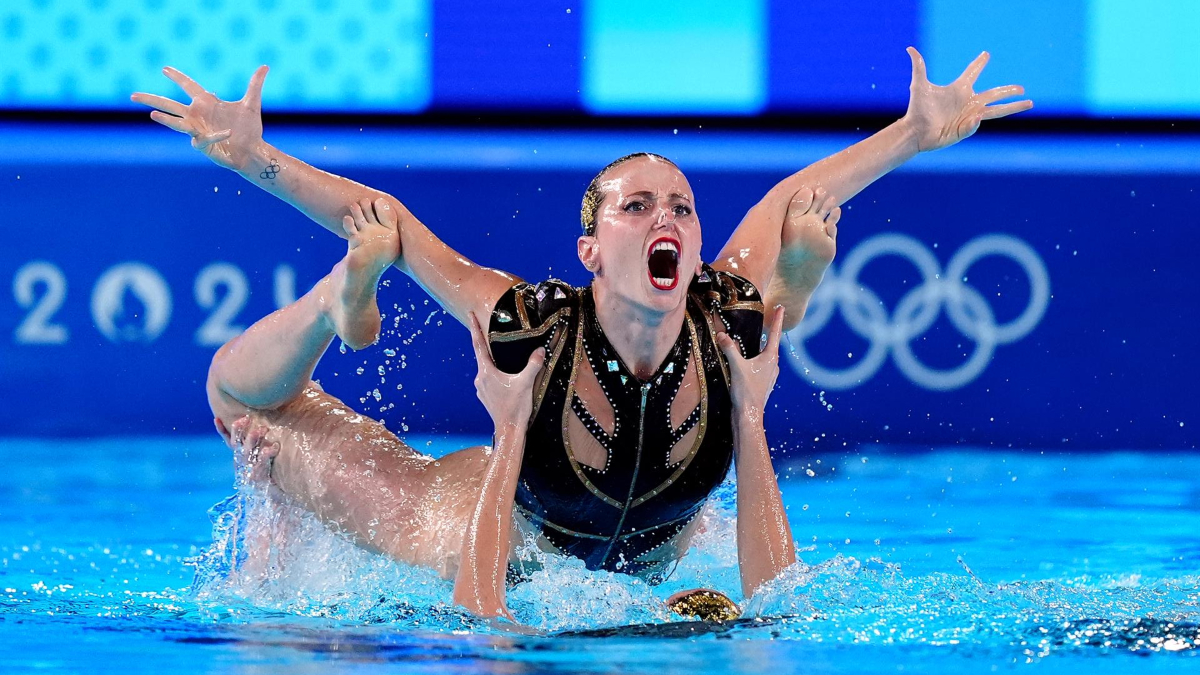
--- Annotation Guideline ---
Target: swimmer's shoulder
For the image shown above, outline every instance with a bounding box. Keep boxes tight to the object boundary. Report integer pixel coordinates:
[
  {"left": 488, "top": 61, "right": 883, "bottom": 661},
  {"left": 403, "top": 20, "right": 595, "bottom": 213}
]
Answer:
[
  {"left": 689, "top": 264, "right": 765, "bottom": 358},
  {"left": 488, "top": 278, "right": 578, "bottom": 373}
]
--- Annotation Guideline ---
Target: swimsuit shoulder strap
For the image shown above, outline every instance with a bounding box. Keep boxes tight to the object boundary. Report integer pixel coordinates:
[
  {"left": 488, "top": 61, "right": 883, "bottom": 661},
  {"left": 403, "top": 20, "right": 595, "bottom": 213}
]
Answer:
[
  {"left": 689, "top": 264, "right": 766, "bottom": 359},
  {"left": 488, "top": 279, "right": 578, "bottom": 374}
]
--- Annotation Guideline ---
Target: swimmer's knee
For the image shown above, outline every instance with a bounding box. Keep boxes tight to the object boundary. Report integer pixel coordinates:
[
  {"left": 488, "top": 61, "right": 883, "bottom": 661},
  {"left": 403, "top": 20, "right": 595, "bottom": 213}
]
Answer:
[{"left": 206, "top": 352, "right": 251, "bottom": 424}]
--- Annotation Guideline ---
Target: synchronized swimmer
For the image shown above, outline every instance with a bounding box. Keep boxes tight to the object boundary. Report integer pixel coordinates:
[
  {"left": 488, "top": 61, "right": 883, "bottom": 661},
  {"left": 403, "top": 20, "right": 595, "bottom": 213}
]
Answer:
[{"left": 133, "top": 47, "right": 1031, "bottom": 622}]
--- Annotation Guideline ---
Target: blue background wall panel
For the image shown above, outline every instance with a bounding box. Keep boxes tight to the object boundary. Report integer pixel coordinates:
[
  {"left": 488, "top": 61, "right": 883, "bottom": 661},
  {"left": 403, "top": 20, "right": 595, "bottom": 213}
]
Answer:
[
  {"left": 922, "top": 0, "right": 1088, "bottom": 115},
  {"left": 769, "top": 0, "right": 918, "bottom": 113},
  {"left": 2, "top": 125, "right": 1196, "bottom": 450},
  {"left": 432, "top": 0, "right": 581, "bottom": 109}
]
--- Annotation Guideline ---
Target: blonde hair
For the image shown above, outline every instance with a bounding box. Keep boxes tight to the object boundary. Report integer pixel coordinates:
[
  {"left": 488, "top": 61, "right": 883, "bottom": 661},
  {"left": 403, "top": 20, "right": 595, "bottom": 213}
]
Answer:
[{"left": 580, "top": 153, "right": 679, "bottom": 236}]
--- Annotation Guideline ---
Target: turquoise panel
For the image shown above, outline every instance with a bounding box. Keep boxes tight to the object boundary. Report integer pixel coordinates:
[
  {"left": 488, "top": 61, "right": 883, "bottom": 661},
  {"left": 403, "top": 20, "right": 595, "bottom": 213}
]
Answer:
[
  {"left": 0, "top": 0, "right": 432, "bottom": 111},
  {"left": 1087, "top": 0, "right": 1200, "bottom": 114},
  {"left": 922, "top": 0, "right": 1086, "bottom": 114},
  {"left": 581, "top": 0, "right": 766, "bottom": 114}
]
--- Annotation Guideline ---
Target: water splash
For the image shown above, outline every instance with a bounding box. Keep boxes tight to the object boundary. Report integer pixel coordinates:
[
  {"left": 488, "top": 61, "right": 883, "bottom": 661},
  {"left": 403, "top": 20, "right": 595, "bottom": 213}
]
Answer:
[{"left": 183, "top": 475, "right": 1200, "bottom": 656}]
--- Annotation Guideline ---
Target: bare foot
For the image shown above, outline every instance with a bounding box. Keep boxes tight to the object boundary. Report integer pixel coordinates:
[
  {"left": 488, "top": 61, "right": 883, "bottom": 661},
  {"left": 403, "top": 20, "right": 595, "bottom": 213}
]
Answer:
[
  {"left": 768, "top": 187, "right": 841, "bottom": 328},
  {"left": 323, "top": 197, "right": 401, "bottom": 350}
]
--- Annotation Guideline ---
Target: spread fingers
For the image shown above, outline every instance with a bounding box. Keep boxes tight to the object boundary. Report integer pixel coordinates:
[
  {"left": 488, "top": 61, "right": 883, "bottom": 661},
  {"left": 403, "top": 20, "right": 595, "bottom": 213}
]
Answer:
[
  {"left": 149, "top": 110, "right": 194, "bottom": 135},
  {"left": 130, "top": 92, "right": 187, "bottom": 117}
]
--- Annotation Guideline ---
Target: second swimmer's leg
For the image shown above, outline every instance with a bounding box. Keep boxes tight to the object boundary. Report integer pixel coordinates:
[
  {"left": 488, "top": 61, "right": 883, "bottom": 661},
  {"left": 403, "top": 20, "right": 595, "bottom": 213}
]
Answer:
[{"left": 207, "top": 199, "right": 399, "bottom": 422}]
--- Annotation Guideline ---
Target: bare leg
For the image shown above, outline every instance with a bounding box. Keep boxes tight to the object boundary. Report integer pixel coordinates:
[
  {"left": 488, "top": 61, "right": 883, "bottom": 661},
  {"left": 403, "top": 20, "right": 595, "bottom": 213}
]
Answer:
[{"left": 207, "top": 198, "right": 399, "bottom": 422}]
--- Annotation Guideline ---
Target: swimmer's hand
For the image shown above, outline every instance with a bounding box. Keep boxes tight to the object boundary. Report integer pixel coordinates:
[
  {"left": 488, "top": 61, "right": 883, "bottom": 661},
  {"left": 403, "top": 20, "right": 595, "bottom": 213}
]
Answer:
[
  {"left": 225, "top": 415, "right": 281, "bottom": 488},
  {"left": 131, "top": 65, "right": 268, "bottom": 171},
  {"left": 716, "top": 305, "right": 785, "bottom": 413},
  {"left": 902, "top": 47, "right": 1033, "bottom": 152},
  {"left": 468, "top": 311, "right": 546, "bottom": 427}
]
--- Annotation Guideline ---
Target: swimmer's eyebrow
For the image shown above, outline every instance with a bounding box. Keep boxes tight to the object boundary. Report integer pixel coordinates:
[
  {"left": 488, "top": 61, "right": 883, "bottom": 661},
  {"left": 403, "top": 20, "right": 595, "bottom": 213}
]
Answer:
[{"left": 624, "top": 190, "right": 692, "bottom": 202}]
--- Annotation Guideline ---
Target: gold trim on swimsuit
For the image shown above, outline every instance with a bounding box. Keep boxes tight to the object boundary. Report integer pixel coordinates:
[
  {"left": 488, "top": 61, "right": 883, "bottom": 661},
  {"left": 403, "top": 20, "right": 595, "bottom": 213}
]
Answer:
[
  {"left": 488, "top": 307, "right": 571, "bottom": 342},
  {"left": 721, "top": 300, "right": 766, "bottom": 313},
  {"left": 532, "top": 322, "right": 567, "bottom": 421},
  {"left": 561, "top": 308, "right": 623, "bottom": 509},
  {"left": 515, "top": 284, "right": 532, "bottom": 328}
]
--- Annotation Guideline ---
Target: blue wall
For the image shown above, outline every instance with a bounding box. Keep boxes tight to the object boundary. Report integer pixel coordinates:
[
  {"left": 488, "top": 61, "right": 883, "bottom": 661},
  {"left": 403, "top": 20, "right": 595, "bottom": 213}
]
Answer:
[
  {"left": 2, "top": 0, "right": 1198, "bottom": 117},
  {"left": 1, "top": 124, "right": 1196, "bottom": 450}
]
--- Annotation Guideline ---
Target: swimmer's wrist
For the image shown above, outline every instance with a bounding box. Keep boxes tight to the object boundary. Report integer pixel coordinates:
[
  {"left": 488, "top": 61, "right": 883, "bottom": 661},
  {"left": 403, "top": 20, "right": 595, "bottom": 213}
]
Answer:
[
  {"left": 893, "top": 115, "right": 923, "bottom": 155},
  {"left": 733, "top": 403, "right": 766, "bottom": 429},
  {"left": 491, "top": 419, "right": 528, "bottom": 451},
  {"left": 234, "top": 140, "right": 277, "bottom": 176}
]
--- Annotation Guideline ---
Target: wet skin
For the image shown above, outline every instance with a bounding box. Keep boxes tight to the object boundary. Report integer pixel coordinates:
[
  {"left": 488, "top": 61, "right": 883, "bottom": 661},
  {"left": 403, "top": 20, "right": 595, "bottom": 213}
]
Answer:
[{"left": 163, "top": 47, "right": 1033, "bottom": 603}]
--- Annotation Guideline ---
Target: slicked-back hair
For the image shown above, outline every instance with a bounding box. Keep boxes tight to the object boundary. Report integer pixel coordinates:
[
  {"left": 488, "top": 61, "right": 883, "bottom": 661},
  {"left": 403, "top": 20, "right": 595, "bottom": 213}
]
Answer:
[{"left": 580, "top": 153, "right": 679, "bottom": 236}]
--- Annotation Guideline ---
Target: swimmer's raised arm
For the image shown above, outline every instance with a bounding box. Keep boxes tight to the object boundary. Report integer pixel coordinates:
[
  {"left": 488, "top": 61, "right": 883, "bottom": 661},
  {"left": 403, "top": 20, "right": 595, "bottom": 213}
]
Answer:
[
  {"left": 714, "top": 48, "right": 1032, "bottom": 329},
  {"left": 716, "top": 306, "right": 797, "bottom": 599},
  {"left": 453, "top": 313, "right": 545, "bottom": 621},
  {"left": 132, "top": 66, "right": 518, "bottom": 325}
]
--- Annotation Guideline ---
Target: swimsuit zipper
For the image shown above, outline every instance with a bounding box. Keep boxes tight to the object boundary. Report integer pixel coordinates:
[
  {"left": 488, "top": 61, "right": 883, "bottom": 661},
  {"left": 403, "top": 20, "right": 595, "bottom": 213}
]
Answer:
[{"left": 599, "top": 381, "right": 650, "bottom": 568}]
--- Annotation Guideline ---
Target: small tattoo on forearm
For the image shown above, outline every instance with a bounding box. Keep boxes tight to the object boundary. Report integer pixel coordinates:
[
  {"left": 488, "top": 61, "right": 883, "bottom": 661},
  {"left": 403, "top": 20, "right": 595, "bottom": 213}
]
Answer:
[{"left": 259, "top": 159, "right": 281, "bottom": 180}]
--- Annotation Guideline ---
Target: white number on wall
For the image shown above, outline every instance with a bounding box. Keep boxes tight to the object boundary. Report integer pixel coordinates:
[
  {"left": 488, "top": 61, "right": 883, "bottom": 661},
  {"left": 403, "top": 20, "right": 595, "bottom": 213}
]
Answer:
[
  {"left": 274, "top": 264, "right": 297, "bottom": 309},
  {"left": 90, "top": 262, "right": 173, "bottom": 342},
  {"left": 194, "top": 263, "right": 250, "bottom": 346},
  {"left": 13, "top": 261, "right": 69, "bottom": 344},
  {"left": 10, "top": 261, "right": 305, "bottom": 346}
]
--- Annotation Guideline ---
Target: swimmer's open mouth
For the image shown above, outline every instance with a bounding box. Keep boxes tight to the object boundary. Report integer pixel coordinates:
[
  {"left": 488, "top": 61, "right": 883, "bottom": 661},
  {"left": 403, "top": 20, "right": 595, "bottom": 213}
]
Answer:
[{"left": 647, "top": 237, "right": 680, "bottom": 291}]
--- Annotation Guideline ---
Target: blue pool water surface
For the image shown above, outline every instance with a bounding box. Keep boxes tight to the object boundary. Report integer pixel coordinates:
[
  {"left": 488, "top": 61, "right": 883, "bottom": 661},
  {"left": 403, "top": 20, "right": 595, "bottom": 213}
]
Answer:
[{"left": 1, "top": 436, "right": 1197, "bottom": 673}]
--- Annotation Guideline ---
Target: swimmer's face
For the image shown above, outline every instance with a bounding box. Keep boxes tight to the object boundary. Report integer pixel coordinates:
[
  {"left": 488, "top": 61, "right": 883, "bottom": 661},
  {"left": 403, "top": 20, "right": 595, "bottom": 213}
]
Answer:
[{"left": 578, "top": 156, "right": 703, "bottom": 312}]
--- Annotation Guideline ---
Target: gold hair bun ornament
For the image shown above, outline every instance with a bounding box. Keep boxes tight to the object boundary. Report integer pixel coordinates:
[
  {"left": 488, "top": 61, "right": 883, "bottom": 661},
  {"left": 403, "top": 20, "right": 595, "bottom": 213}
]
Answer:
[{"left": 665, "top": 588, "right": 741, "bottom": 622}]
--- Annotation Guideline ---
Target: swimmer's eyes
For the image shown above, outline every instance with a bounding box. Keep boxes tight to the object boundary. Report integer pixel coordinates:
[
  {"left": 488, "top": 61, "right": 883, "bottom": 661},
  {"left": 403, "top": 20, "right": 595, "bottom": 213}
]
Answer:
[{"left": 621, "top": 201, "right": 692, "bottom": 216}]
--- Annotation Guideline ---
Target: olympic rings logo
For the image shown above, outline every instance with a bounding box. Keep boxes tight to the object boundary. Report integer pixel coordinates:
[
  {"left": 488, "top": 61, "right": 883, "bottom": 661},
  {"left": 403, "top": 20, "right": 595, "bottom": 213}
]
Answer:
[{"left": 784, "top": 233, "right": 1050, "bottom": 391}]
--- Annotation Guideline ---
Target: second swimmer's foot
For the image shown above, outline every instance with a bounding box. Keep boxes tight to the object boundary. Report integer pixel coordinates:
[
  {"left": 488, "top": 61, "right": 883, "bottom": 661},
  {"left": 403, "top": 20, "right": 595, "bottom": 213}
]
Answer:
[
  {"left": 774, "top": 187, "right": 842, "bottom": 291},
  {"left": 324, "top": 198, "right": 400, "bottom": 350}
]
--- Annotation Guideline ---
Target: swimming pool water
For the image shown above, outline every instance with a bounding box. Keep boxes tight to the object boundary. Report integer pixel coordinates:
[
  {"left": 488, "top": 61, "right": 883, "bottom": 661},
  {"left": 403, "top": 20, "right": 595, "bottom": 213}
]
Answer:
[{"left": 1, "top": 436, "right": 1197, "bottom": 673}]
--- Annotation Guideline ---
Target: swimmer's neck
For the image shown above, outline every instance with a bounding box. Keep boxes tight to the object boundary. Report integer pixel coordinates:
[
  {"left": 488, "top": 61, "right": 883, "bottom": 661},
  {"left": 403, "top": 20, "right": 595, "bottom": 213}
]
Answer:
[{"left": 592, "top": 283, "right": 687, "bottom": 380}]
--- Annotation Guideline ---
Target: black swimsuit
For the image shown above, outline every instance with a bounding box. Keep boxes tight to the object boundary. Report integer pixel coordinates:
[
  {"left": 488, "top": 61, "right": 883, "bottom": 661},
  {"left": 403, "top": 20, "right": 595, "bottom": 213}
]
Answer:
[{"left": 488, "top": 265, "right": 764, "bottom": 579}]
